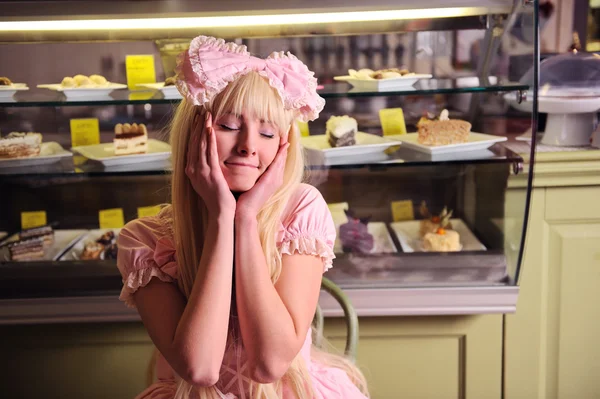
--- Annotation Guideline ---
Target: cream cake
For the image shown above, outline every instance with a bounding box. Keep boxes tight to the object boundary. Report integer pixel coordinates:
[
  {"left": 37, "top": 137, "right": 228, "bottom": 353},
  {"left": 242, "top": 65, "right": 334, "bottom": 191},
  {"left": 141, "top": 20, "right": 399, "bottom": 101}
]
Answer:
[
  {"left": 20, "top": 225, "right": 54, "bottom": 249},
  {"left": 326, "top": 115, "right": 357, "bottom": 147},
  {"left": 417, "top": 109, "right": 471, "bottom": 146},
  {"left": 0, "top": 237, "right": 45, "bottom": 261},
  {"left": 422, "top": 228, "right": 461, "bottom": 252},
  {"left": 114, "top": 123, "right": 148, "bottom": 155},
  {"left": 0, "top": 132, "right": 42, "bottom": 159}
]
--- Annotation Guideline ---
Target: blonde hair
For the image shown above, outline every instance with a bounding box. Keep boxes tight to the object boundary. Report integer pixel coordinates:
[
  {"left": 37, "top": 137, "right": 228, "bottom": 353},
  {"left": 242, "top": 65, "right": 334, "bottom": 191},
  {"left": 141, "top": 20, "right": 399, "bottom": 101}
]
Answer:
[{"left": 161, "top": 71, "right": 368, "bottom": 398}]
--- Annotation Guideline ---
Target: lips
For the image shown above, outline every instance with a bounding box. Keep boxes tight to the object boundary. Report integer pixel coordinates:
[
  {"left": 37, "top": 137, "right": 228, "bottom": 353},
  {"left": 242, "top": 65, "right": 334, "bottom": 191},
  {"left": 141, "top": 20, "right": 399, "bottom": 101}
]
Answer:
[{"left": 225, "top": 161, "right": 258, "bottom": 169}]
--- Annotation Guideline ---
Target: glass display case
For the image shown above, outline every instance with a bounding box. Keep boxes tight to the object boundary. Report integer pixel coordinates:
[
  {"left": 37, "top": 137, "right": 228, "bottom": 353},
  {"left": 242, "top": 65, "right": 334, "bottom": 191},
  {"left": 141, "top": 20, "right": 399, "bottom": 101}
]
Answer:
[{"left": 0, "top": 0, "right": 539, "bottom": 321}]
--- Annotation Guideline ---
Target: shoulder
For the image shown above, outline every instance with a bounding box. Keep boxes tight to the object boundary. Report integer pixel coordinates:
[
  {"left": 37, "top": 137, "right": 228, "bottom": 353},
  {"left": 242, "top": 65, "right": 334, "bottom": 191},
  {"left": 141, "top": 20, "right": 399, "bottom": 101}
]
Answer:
[
  {"left": 284, "top": 183, "right": 327, "bottom": 216},
  {"left": 118, "top": 204, "right": 173, "bottom": 247},
  {"left": 280, "top": 183, "right": 334, "bottom": 238}
]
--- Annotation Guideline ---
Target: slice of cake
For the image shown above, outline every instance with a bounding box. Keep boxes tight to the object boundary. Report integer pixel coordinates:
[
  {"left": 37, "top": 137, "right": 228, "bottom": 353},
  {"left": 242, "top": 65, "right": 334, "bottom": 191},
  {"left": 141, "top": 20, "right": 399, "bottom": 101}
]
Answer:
[
  {"left": 339, "top": 209, "right": 374, "bottom": 254},
  {"left": 422, "top": 228, "right": 461, "bottom": 252},
  {"left": 114, "top": 123, "right": 148, "bottom": 156},
  {"left": 417, "top": 109, "right": 471, "bottom": 146},
  {"left": 326, "top": 116, "right": 357, "bottom": 147},
  {"left": 0, "top": 132, "right": 42, "bottom": 159},
  {"left": 20, "top": 225, "right": 54, "bottom": 249},
  {"left": 0, "top": 237, "right": 45, "bottom": 261},
  {"left": 419, "top": 202, "right": 453, "bottom": 238}
]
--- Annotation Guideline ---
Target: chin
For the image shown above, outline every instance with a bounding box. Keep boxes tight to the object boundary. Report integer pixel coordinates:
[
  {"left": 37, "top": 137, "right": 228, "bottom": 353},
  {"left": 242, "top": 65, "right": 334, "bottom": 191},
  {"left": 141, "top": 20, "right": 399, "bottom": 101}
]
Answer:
[{"left": 227, "top": 180, "right": 256, "bottom": 193}]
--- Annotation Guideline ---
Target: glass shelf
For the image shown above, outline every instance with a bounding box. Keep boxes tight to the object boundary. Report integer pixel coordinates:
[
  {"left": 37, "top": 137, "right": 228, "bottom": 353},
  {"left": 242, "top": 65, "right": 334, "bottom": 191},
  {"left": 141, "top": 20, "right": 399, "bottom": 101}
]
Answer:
[
  {"left": 0, "top": 144, "right": 523, "bottom": 178},
  {"left": 0, "top": 80, "right": 529, "bottom": 108}
]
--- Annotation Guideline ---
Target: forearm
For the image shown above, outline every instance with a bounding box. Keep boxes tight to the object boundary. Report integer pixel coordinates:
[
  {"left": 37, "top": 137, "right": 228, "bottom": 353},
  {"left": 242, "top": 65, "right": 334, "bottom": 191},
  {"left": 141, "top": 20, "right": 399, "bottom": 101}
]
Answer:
[
  {"left": 234, "top": 215, "right": 301, "bottom": 381},
  {"left": 173, "top": 212, "right": 234, "bottom": 380}
]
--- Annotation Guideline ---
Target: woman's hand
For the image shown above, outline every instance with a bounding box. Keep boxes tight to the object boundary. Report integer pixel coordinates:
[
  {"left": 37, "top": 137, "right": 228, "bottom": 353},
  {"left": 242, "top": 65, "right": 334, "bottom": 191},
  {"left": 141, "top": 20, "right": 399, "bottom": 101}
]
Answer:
[
  {"left": 236, "top": 134, "right": 290, "bottom": 220},
  {"left": 186, "top": 112, "right": 236, "bottom": 217}
]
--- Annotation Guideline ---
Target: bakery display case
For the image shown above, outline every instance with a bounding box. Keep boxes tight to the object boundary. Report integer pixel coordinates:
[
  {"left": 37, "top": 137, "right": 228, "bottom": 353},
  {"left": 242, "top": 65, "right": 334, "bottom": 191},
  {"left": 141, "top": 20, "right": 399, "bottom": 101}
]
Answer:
[{"left": 0, "top": 0, "right": 539, "bottom": 322}]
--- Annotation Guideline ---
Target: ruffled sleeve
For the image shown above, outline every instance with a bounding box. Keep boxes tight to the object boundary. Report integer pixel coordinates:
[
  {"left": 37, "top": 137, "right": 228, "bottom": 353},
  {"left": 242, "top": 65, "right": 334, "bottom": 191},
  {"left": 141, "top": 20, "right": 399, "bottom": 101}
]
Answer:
[
  {"left": 278, "top": 184, "right": 336, "bottom": 272},
  {"left": 116, "top": 207, "right": 178, "bottom": 308}
]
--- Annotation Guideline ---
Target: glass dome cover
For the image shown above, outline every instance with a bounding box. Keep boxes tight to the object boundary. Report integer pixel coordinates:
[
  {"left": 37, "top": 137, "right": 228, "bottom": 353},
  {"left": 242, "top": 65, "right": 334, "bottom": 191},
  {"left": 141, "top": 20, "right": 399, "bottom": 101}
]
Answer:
[{"left": 520, "top": 51, "right": 600, "bottom": 98}]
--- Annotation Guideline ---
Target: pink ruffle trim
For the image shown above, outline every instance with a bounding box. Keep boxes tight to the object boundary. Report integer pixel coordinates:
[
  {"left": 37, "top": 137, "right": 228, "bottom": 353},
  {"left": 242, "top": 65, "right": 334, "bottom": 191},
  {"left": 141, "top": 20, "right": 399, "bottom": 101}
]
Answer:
[
  {"left": 119, "top": 267, "right": 176, "bottom": 308},
  {"left": 279, "top": 236, "right": 335, "bottom": 272}
]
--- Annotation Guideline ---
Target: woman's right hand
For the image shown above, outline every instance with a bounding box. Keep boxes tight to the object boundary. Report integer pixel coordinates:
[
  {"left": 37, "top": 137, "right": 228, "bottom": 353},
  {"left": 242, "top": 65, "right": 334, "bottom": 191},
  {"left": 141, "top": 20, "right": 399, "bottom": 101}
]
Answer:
[{"left": 186, "top": 112, "right": 236, "bottom": 217}]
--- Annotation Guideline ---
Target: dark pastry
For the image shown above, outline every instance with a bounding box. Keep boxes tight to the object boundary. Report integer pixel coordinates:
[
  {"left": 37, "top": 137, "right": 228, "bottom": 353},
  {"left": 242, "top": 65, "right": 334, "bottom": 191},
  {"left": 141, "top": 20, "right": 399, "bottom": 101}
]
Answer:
[
  {"left": 339, "top": 209, "right": 374, "bottom": 254},
  {"left": 0, "top": 77, "right": 12, "bottom": 86},
  {"left": 97, "top": 231, "right": 115, "bottom": 245},
  {"left": 103, "top": 243, "right": 118, "bottom": 260}
]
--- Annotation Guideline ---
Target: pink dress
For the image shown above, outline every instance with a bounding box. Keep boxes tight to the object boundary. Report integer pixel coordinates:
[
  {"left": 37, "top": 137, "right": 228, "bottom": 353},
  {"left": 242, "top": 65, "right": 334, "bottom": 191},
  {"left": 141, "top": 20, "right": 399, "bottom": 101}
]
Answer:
[{"left": 116, "top": 184, "right": 367, "bottom": 399}]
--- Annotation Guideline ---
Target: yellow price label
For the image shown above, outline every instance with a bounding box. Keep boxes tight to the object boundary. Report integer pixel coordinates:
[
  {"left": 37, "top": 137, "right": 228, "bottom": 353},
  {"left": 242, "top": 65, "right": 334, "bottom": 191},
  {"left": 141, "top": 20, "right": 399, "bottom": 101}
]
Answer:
[
  {"left": 70, "top": 118, "right": 100, "bottom": 147},
  {"left": 297, "top": 121, "right": 310, "bottom": 137},
  {"left": 137, "top": 205, "right": 161, "bottom": 218},
  {"left": 126, "top": 55, "right": 156, "bottom": 91},
  {"left": 99, "top": 208, "right": 125, "bottom": 229},
  {"left": 379, "top": 108, "right": 407, "bottom": 136},
  {"left": 21, "top": 211, "right": 47, "bottom": 229},
  {"left": 391, "top": 200, "right": 415, "bottom": 222},
  {"left": 128, "top": 91, "right": 156, "bottom": 101}
]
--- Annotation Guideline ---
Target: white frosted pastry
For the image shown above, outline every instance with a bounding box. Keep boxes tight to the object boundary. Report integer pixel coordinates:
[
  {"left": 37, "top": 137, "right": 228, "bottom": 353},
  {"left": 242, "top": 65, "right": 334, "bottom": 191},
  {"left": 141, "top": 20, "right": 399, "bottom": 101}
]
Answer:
[
  {"left": 114, "top": 123, "right": 148, "bottom": 155},
  {"left": 90, "top": 74, "right": 108, "bottom": 86},
  {"left": 326, "top": 115, "right": 357, "bottom": 147},
  {"left": 422, "top": 229, "right": 461, "bottom": 252},
  {"left": 0, "top": 132, "right": 42, "bottom": 158},
  {"left": 61, "top": 77, "right": 76, "bottom": 87}
]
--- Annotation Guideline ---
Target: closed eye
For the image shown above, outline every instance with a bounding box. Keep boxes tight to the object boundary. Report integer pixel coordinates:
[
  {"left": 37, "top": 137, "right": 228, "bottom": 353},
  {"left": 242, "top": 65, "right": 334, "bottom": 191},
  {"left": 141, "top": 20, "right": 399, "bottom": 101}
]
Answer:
[
  {"left": 260, "top": 133, "right": 275, "bottom": 139},
  {"left": 219, "top": 124, "right": 239, "bottom": 131}
]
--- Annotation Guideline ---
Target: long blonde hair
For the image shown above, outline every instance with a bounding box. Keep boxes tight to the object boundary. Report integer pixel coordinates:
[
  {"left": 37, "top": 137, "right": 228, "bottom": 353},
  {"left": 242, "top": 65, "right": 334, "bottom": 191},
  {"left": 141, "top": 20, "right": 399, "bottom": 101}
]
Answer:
[{"left": 164, "top": 71, "right": 368, "bottom": 398}]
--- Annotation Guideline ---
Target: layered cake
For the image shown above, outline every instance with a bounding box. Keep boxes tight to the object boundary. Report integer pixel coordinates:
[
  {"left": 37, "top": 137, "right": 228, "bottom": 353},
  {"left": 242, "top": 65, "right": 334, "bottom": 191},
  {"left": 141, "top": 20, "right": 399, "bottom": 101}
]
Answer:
[
  {"left": 0, "top": 132, "right": 42, "bottom": 159},
  {"left": 422, "top": 227, "right": 461, "bottom": 252},
  {"left": 339, "top": 209, "right": 374, "bottom": 254},
  {"left": 20, "top": 225, "right": 54, "bottom": 249},
  {"left": 0, "top": 237, "right": 45, "bottom": 261},
  {"left": 114, "top": 123, "right": 148, "bottom": 155},
  {"left": 0, "top": 77, "right": 12, "bottom": 86},
  {"left": 417, "top": 109, "right": 471, "bottom": 146},
  {"left": 326, "top": 116, "right": 357, "bottom": 147},
  {"left": 419, "top": 202, "right": 453, "bottom": 237},
  {"left": 81, "top": 231, "right": 118, "bottom": 260}
]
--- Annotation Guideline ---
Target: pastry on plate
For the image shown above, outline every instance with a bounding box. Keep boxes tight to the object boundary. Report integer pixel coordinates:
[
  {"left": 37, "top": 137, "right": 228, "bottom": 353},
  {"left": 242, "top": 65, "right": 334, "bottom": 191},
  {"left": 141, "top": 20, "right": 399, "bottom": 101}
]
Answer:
[
  {"left": 422, "top": 227, "right": 461, "bottom": 252},
  {"left": 60, "top": 74, "right": 109, "bottom": 88},
  {"left": 419, "top": 201, "right": 453, "bottom": 237},
  {"left": 114, "top": 122, "right": 148, "bottom": 155},
  {"left": 89, "top": 74, "right": 108, "bottom": 86},
  {"left": 326, "top": 115, "right": 357, "bottom": 147},
  {"left": 0, "top": 77, "right": 13, "bottom": 86},
  {"left": 80, "top": 230, "right": 119, "bottom": 260},
  {"left": 339, "top": 209, "right": 374, "bottom": 254},
  {"left": 348, "top": 67, "right": 414, "bottom": 80},
  {"left": 0, "top": 132, "right": 43, "bottom": 159},
  {"left": 417, "top": 109, "right": 471, "bottom": 146},
  {"left": 81, "top": 242, "right": 105, "bottom": 260},
  {"left": 19, "top": 225, "right": 54, "bottom": 249},
  {"left": 0, "top": 237, "right": 45, "bottom": 261}
]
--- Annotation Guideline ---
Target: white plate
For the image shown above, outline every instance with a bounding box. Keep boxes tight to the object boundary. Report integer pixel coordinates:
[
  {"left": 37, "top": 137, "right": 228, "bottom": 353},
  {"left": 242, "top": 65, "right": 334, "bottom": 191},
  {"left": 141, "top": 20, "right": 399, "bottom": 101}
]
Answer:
[
  {"left": 59, "top": 229, "right": 120, "bottom": 261},
  {"left": 386, "top": 132, "right": 507, "bottom": 155},
  {"left": 0, "top": 142, "right": 73, "bottom": 168},
  {"left": 334, "top": 74, "right": 432, "bottom": 91},
  {"left": 136, "top": 83, "right": 182, "bottom": 99},
  {"left": 301, "top": 132, "right": 401, "bottom": 160},
  {"left": 71, "top": 139, "right": 171, "bottom": 166},
  {"left": 389, "top": 219, "right": 486, "bottom": 253},
  {"left": 0, "top": 83, "right": 29, "bottom": 99},
  {"left": 37, "top": 83, "right": 127, "bottom": 98},
  {"left": 0, "top": 229, "right": 88, "bottom": 261}
]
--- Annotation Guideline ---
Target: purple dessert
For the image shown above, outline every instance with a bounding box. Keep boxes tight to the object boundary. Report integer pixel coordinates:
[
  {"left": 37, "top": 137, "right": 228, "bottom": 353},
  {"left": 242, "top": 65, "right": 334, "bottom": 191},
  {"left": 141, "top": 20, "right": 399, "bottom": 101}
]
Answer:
[{"left": 339, "top": 209, "right": 374, "bottom": 254}]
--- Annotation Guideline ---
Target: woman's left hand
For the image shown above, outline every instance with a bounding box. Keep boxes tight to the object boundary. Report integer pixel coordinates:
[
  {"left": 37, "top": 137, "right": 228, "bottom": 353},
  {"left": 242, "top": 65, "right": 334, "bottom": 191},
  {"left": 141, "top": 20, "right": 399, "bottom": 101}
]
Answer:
[{"left": 236, "top": 136, "right": 290, "bottom": 220}]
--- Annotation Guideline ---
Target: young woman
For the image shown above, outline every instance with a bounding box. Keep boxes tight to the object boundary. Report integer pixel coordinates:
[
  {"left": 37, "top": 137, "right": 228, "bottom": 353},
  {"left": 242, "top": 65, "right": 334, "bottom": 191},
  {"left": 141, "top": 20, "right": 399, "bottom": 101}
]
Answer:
[{"left": 117, "top": 36, "right": 369, "bottom": 399}]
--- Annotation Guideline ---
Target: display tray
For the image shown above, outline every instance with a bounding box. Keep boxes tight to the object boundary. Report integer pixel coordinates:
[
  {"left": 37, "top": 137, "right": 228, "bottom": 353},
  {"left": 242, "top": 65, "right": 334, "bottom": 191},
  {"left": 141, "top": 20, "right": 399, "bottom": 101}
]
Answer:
[
  {"left": 334, "top": 74, "right": 432, "bottom": 91},
  {"left": 386, "top": 132, "right": 507, "bottom": 154},
  {"left": 136, "top": 83, "right": 182, "bottom": 99},
  {"left": 59, "top": 229, "right": 120, "bottom": 261},
  {"left": 0, "top": 229, "right": 88, "bottom": 261},
  {"left": 0, "top": 83, "right": 29, "bottom": 100},
  {"left": 389, "top": 219, "right": 486, "bottom": 253},
  {"left": 71, "top": 139, "right": 171, "bottom": 166},
  {"left": 333, "top": 222, "right": 398, "bottom": 255},
  {"left": 37, "top": 83, "right": 127, "bottom": 98},
  {"left": 301, "top": 132, "right": 401, "bottom": 160},
  {"left": 0, "top": 142, "right": 72, "bottom": 168}
]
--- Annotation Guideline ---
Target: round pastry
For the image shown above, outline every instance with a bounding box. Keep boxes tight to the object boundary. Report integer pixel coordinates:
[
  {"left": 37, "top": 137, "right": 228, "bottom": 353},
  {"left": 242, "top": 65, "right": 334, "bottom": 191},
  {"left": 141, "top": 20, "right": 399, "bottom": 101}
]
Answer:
[
  {"left": 0, "top": 77, "right": 12, "bottom": 86},
  {"left": 60, "top": 77, "right": 76, "bottom": 87},
  {"left": 89, "top": 74, "right": 108, "bottom": 86},
  {"left": 379, "top": 71, "right": 402, "bottom": 79},
  {"left": 73, "top": 74, "right": 88, "bottom": 84},
  {"left": 76, "top": 76, "right": 94, "bottom": 87}
]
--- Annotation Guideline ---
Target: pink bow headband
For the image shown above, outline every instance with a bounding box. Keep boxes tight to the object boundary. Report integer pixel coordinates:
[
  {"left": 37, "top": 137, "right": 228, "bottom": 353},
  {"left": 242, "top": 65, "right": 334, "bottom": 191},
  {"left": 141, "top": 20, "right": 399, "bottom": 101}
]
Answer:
[{"left": 175, "top": 36, "right": 325, "bottom": 122}]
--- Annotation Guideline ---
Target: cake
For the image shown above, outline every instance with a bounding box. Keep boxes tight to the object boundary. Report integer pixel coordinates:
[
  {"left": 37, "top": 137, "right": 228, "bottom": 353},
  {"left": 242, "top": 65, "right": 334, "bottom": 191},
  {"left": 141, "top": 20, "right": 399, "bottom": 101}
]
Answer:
[
  {"left": 0, "top": 237, "right": 45, "bottom": 261},
  {"left": 419, "top": 201, "right": 453, "bottom": 237},
  {"left": 0, "top": 132, "right": 42, "bottom": 159},
  {"left": 114, "top": 123, "right": 148, "bottom": 155},
  {"left": 417, "top": 109, "right": 471, "bottom": 146},
  {"left": 422, "top": 228, "right": 461, "bottom": 252},
  {"left": 339, "top": 209, "right": 374, "bottom": 254},
  {"left": 20, "top": 225, "right": 54, "bottom": 249},
  {"left": 0, "top": 77, "right": 12, "bottom": 86},
  {"left": 326, "top": 116, "right": 357, "bottom": 147}
]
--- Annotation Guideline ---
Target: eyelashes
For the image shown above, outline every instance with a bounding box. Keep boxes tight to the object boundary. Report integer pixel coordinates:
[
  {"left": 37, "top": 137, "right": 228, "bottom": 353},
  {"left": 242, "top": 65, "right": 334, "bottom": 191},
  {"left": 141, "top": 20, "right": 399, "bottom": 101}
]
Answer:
[{"left": 218, "top": 124, "right": 275, "bottom": 139}]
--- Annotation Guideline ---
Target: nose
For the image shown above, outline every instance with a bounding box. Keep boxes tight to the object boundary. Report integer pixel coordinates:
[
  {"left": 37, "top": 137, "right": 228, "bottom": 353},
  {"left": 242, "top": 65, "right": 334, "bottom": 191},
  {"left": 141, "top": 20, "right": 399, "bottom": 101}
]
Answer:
[{"left": 236, "top": 128, "right": 257, "bottom": 156}]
